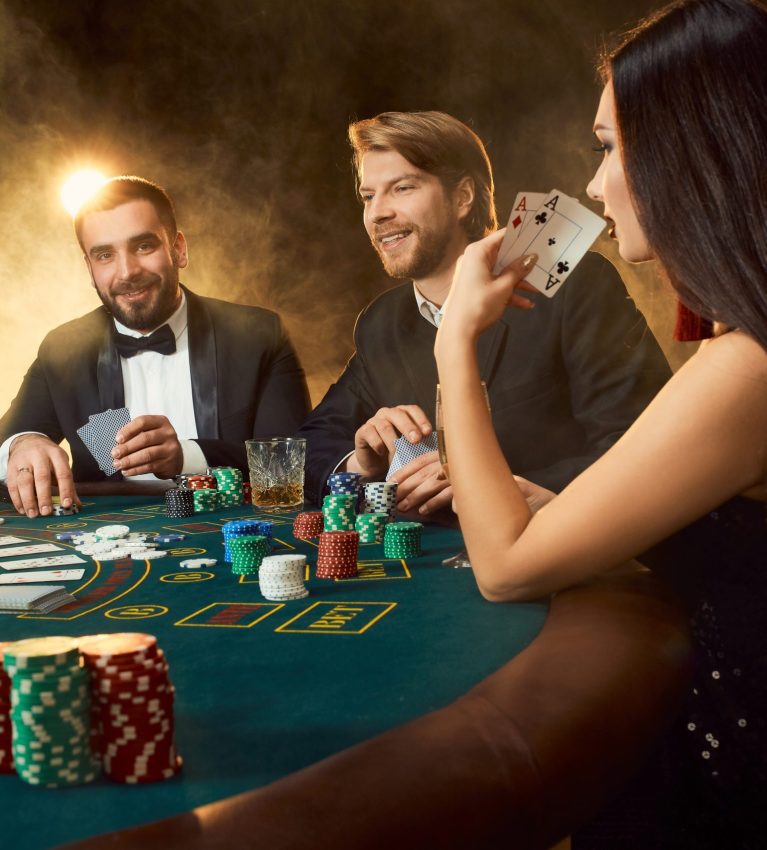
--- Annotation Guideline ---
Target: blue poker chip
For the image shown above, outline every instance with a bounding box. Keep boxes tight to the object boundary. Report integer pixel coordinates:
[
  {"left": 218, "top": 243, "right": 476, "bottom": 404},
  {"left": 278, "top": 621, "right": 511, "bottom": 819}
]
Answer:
[
  {"left": 155, "top": 533, "right": 186, "bottom": 543},
  {"left": 55, "top": 532, "right": 77, "bottom": 542}
]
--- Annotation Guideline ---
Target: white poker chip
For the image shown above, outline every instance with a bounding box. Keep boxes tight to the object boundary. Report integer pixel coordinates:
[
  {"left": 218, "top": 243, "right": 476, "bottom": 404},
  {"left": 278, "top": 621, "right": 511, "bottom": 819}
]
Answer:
[
  {"left": 131, "top": 550, "right": 167, "bottom": 560},
  {"left": 179, "top": 558, "right": 217, "bottom": 569},
  {"left": 95, "top": 525, "right": 130, "bottom": 540},
  {"left": 0, "top": 518, "right": 5, "bottom": 525},
  {"left": 96, "top": 549, "right": 133, "bottom": 561},
  {"left": 78, "top": 541, "right": 118, "bottom": 555},
  {"left": 73, "top": 533, "right": 97, "bottom": 544}
]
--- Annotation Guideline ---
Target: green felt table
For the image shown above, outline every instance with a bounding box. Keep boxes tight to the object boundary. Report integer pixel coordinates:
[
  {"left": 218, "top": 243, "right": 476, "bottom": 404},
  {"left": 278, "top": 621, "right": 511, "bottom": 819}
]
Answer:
[{"left": 0, "top": 495, "right": 547, "bottom": 850}]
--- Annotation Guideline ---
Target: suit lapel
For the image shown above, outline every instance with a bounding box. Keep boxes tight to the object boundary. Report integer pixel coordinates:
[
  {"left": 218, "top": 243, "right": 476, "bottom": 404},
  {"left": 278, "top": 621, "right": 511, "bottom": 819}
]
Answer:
[
  {"left": 185, "top": 287, "right": 219, "bottom": 439},
  {"left": 97, "top": 313, "right": 125, "bottom": 410},
  {"left": 393, "top": 287, "right": 439, "bottom": 416},
  {"left": 476, "top": 320, "right": 506, "bottom": 389}
]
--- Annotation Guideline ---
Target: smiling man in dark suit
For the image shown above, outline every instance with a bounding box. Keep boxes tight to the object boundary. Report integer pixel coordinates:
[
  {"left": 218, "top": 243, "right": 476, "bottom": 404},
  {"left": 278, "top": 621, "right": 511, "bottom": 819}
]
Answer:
[
  {"left": 298, "top": 111, "right": 671, "bottom": 516},
  {"left": 0, "top": 176, "right": 310, "bottom": 517}
]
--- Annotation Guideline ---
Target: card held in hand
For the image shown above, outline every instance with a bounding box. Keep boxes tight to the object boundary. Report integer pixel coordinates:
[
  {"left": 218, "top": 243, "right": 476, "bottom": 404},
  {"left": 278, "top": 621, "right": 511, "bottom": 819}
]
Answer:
[
  {"left": 494, "top": 191, "right": 546, "bottom": 274},
  {"left": 386, "top": 433, "right": 439, "bottom": 479},
  {"left": 499, "top": 189, "right": 605, "bottom": 298},
  {"left": 76, "top": 407, "right": 132, "bottom": 475}
]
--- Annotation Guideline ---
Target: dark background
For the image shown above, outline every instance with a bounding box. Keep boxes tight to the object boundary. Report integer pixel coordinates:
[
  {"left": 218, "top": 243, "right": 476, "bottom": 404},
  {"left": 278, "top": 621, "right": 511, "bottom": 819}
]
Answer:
[{"left": 0, "top": 0, "right": 689, "bottom": 411}]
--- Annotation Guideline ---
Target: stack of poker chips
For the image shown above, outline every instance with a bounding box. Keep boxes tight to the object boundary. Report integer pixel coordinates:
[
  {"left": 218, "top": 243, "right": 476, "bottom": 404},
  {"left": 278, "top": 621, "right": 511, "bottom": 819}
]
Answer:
[
  {"left": 0, "top": 642, "right": 14, "bottom": 774},
  {"left": 363, "top": 481, "right": 399, "bottom": 518},
  {"left": 80, "top": 633, "right": 182, "bottom": 784},
  {"left": 228, "top": 535, "right": 270, "bottom": 576},
  {"left": 71, "top": 527, "right": 166, "bottom": 561},
  {"left": 178, "top": 473, "right": 217, "bottom": 491},
  {"left": 292, "top": 511, "right": 324, "bottom": 540},
  {"left": 221, "top": 519, "right": 272, "bottom": 562},
  {"left": 164, "top": 488, "right": 195, "bottom": 518},
  {"left": 355, "top": 512, "right": 390, "bottom": 544},
  {"left": 51, "top": 496, "right": 80, "bottom": 517},
  {"left": 192, "top": 489, "right": 218, "bottom": 513},
  {"left": 322, "top": 494, "right": 357, "bottom": 532},
  {"left": 210, "top": 467, "right": 244, "bottom": 507},
  {"left": 327, "top": 470, "right": 363, "bottom": 501},
  {"left": 316, "top": 531, "right": 359, "bottom": 578},
  {"left": 383, "top": 522, "right": 423, "bottom": 559},
  {"left": 4, "top": 636, "right": 99, "bottom": 788},
  {"left": 177, "top": 474, "right": 220, "bottom": 513},
  {"left": 258, "top": 554, "right": 309, "bottom": 601}
]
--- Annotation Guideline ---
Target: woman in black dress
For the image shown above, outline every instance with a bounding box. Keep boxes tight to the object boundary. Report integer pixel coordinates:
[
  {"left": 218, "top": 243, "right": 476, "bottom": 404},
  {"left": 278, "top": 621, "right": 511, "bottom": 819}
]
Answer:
[{"left": 434, "top": 0, "right": 767, "bottom": 845}]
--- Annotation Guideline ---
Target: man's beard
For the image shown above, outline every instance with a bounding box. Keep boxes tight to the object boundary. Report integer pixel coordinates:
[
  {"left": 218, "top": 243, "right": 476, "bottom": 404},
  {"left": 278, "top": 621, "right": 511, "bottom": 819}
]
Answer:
[
  {"left": 99, "top": 271, "right": 181, "bottom": 331},
  {"left": 372, "top": 223, "right": 452, "bottom": 280}
]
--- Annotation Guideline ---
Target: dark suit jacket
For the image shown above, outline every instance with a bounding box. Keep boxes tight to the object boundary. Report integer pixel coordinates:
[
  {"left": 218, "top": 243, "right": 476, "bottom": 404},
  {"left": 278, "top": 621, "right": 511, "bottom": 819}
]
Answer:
[
  {"left": 0, "top": 287, "right": 311, "bottom": 480},
  {"left": 298, "top": 251, "right": 671, "bottom": 505}
]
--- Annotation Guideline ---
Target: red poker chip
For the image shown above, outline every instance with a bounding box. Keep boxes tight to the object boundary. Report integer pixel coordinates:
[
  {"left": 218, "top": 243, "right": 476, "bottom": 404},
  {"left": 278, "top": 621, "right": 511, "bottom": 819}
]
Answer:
[
  {"left": 87, "top": 647, "right": 166, "bottom": 670},
  {"left": 103, "top": 710, "right": 173, "bottom": 729},
  {"left": 90, "top": 651, "right": 167, "bottom": 676},
  {"left": 92, "top": 665, "right": 170, "bottom": 688},
  {"left": 107, "top": 754, "right": 183, "bottom": 784},
  {"left": 105, "top": 724, "right": 173, "bottom": 744},
  {"left": 105, "top": 749, "right": 176, "bottom": 765},
  {"left": 105, "top": 737, "right": 175, "bottom": 757},
  {"left": 95, "top": 684, "right": 175, "bottom": 711},
  {"left": 104, "top": 730, "right": 174, "bottom": 750},
  {"left": 92, "top": 669, "right": 170, "bottom": 691},
  {"left": 103, "top": 731, "right": 173, "bottom": 749},
  {"left": 79, "top": 633, "right": 159, "bottom": 663}
]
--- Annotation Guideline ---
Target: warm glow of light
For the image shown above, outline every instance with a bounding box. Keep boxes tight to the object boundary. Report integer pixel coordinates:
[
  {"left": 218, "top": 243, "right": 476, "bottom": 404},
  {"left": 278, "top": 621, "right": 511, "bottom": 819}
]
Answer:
[{"left": 60, "top": 170, "right": 108, "bottom": 217}]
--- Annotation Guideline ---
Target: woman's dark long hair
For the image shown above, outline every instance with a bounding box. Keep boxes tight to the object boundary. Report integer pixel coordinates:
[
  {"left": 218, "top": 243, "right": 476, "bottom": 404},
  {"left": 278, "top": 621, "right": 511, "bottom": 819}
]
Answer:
[{"left": 603, "top": 0, "right": 767, "bottom": 349}]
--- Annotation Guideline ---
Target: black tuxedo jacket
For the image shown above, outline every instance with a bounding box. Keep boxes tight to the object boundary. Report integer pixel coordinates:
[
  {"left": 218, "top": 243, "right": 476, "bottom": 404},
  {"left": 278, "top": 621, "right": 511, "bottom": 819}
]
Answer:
[
  {"left": 298, "top": 251, "right": 671, "bottom": 505},
  {"left": 0, "top": 287, "right": 311, "bottom": 480}
]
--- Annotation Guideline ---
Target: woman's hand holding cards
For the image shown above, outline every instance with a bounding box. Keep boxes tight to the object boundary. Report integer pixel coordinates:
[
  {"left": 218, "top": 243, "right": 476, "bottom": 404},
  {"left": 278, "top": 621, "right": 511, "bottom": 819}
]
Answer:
[{"left": 437, "top": 229, "right": 537, "bottom": 353}]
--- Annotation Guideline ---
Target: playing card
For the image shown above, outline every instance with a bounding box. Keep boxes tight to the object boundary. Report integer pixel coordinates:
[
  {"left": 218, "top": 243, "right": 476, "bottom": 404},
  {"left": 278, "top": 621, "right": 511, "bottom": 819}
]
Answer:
[
  {"left": 76, "top": 407, "right": 131, "bottom": 474},
  {"left": 0, "top": 536, "right": 32, "bottom": 546},
  {"left": 0, "top": 569, "right": 85, "bottom": 584},
  {"left": 0, "top": 585, "right": 75, "bottom": 613},
  {"left": 493, "top": 191, "right": 546, "bottom": 274},
  {"left": 386, "top": 433, "right": 439, "bottom": 479},
  {"left": 0, "top": 543, "right": 64, "bottom": 557},
  {"left": 499, "top": 189, "right": 605, "bottom": 298},
  {"left": 0, "top": 554, "right": 86, "bottom": 570}
]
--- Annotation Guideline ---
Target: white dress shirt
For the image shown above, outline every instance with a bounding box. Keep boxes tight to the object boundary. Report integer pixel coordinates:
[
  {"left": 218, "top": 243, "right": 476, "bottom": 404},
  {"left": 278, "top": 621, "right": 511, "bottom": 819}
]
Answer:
[
  {"left": 413, "top": 282, "right": 443, "bottom": 327},
  {"left": 0, "top": 292, "right": 208, "bottom": 482}
]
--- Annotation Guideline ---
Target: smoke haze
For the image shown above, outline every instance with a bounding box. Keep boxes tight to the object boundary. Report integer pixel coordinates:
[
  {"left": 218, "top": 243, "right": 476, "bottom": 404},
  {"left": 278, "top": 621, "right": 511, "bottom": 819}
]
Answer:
[{"left": 0, "top": 0, "right": 690, "bottom": 416}]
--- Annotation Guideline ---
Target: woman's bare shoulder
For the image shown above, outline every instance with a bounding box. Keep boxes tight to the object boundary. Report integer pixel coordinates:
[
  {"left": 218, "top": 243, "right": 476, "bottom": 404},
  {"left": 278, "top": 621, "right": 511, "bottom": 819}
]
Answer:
[{"left": 695, "top": 330, "right": 767, "bottom": 383}]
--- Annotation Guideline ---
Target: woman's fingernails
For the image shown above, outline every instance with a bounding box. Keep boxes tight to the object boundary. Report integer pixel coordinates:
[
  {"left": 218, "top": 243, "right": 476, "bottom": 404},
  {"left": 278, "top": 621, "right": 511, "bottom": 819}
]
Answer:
[{"left": 522, "top": 253, "right": 538, "bottom": 269}]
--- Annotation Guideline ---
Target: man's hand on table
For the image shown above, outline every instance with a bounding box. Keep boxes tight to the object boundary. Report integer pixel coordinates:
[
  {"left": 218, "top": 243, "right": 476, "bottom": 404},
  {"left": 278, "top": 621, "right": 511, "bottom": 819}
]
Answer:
[
  {"left": 112, "top": 415, "right": 183, "bottom": 480},
  {"left": 345, "top": 405, "right": 433, "bottom": 479},
  {"left": 7, "top": 434, "right": 80, "bottom": 518}
]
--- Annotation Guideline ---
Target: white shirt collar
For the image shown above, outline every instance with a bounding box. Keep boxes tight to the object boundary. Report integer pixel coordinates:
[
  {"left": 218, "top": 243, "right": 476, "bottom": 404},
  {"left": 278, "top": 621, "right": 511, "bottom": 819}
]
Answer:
[
  {"left": 113, "top": 290, "right": 187, "bottom": 340},
  {"left": 412, "top": 283, "right": 443, "bottom": 328}
]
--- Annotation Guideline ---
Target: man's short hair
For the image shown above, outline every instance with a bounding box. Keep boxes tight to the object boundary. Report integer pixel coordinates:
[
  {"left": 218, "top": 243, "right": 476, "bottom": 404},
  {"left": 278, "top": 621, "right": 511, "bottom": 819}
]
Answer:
[
  {"left": 74, "top": 176, "right": 177, "bottom": 249},
  {"left": 348, "top": 111, "right": 497, "bottom": 242}
]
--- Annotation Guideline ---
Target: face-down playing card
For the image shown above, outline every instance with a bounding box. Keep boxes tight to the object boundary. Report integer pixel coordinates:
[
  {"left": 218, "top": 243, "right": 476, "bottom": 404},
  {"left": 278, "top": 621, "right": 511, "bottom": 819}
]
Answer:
[
  {"left": 76, "top": 407, "right": 131, "bottom": 475},
  {"left": 499, "top": 190, "right": 605, "bottom": 297},
  {"left": 386, "top": 432, "right": 439, "bottom": 479}
]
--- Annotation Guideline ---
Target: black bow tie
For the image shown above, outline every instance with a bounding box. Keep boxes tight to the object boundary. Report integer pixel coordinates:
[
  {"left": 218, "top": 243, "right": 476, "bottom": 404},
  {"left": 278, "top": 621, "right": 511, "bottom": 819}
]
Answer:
[{"left": 114, "top": 324, "right": 176, "bottom": 358}]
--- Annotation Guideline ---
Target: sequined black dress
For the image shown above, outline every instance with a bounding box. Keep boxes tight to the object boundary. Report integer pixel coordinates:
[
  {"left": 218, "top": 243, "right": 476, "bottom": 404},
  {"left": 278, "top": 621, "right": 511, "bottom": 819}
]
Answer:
[{"left": 575, "top": 496, "right": 767, "bottom": 849}]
